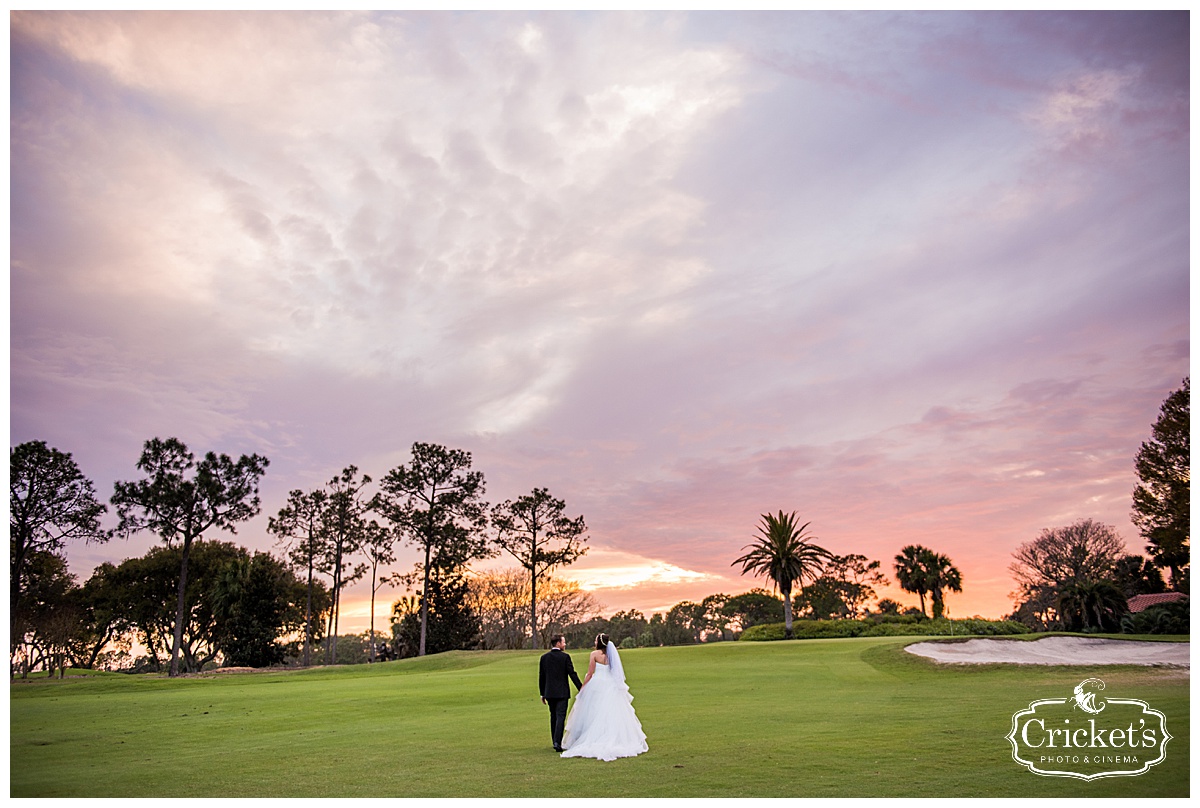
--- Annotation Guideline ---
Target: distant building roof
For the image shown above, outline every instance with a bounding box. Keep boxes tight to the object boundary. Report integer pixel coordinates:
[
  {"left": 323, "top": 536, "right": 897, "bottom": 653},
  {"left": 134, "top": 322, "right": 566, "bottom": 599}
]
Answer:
[{"left": 1127, "top": 592, "right": 1188, "bottom": 613}]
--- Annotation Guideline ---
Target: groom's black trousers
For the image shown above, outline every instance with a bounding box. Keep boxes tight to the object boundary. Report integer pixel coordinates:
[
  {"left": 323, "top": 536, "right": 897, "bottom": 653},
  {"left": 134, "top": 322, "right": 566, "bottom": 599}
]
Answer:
[{"left": 546, "top": 697, "right": 569, "bottom": 749}]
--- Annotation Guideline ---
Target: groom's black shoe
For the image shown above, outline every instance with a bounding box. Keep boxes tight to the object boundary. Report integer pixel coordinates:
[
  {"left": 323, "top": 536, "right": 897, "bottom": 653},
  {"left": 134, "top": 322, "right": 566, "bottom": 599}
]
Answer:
[{"left": 554, "top": 746, "right": 563, "bottom": 752}]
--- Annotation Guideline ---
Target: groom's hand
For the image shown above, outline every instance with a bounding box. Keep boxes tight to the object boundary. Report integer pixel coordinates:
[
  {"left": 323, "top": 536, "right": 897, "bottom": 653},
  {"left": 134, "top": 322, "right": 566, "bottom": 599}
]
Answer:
[{"left": 541, "top": 697, "right": 547, "bottom": 704}]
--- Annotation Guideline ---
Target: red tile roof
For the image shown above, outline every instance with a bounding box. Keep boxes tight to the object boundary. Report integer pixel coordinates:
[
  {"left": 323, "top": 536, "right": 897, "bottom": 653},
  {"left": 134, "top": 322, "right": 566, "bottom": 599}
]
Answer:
[{"left": 1126, "top": 592, "right": 1188, "bottom": 613}]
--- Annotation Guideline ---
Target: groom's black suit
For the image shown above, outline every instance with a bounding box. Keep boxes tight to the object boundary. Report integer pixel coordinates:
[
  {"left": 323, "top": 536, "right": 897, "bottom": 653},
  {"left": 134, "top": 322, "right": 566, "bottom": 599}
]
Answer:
[{"left": 539, "top": 646, "right": 583, "bottom": 751}]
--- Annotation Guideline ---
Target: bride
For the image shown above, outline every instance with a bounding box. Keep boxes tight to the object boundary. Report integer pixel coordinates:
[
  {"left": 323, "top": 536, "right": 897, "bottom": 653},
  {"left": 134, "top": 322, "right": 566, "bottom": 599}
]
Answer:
[{"left": 561, "top": 633, "right": 648, "bottom": 761}]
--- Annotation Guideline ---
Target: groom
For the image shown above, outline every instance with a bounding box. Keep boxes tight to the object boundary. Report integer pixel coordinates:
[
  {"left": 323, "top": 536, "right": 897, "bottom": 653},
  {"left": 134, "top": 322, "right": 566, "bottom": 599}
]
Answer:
[{"left": 539, "top": 634, "right": 583, "bottom": 752}]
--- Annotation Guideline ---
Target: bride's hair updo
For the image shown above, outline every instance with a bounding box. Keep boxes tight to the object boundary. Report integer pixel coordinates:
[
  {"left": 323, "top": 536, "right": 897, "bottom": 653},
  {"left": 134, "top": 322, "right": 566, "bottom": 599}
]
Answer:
[{"left": 595, "top": 633, "right": 610, "bottom": 650}]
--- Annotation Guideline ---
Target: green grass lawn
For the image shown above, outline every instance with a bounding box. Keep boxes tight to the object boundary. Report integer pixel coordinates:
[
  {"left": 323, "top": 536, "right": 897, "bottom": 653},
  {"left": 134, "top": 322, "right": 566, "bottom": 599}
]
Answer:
[{"left": 10, "top": 635, "right": 1188, "bottom": 797}]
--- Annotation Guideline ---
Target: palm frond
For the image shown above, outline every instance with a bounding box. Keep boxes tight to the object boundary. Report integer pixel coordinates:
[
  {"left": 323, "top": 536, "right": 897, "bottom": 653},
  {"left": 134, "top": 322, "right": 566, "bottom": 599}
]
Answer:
[{"left": 732, "top": 510, "right": 832, "bottom": 595}]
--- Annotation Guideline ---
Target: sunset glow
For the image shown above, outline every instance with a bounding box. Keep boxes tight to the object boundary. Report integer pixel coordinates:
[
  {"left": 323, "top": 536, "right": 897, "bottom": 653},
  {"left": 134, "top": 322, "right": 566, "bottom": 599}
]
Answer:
[{"left": 567, "top": 547, "right": 718, "bottom": 591}]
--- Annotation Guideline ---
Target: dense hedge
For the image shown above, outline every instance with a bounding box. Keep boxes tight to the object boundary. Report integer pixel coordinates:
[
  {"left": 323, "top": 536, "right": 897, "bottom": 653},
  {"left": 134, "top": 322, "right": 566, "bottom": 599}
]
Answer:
[{"left": 739, "top": 617, "right": 1032, "bottom": 641}]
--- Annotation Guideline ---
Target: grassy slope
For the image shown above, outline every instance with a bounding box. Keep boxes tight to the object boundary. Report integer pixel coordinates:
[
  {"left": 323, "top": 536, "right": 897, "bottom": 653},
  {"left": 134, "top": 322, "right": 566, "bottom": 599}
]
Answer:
[{"left": 10, "top": 636, "right": 1189, "bottom": 798}]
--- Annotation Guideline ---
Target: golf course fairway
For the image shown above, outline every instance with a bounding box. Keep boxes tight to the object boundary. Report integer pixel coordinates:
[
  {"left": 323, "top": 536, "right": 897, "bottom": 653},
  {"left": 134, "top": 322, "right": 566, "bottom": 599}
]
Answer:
[{"left": 10, "top": 635, "right": 1188, "bottom": 798}]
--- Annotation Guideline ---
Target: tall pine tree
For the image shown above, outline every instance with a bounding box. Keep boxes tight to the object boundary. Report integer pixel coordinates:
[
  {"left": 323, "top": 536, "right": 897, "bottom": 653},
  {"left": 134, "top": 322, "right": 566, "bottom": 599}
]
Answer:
[{"left": 1132, "top": 378, "right": 1190, "bottom": 589}]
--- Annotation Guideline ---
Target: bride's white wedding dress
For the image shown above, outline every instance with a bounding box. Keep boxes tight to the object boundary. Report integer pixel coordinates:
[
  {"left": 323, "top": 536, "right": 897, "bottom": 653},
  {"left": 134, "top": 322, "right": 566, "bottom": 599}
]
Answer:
[{"left": 561, "top": 641, "right": 648, "bottom": 761}]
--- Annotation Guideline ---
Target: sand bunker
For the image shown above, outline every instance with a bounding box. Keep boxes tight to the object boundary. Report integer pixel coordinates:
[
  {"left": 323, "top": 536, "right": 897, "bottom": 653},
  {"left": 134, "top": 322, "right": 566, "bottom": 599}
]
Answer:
[{"left": 905, "top": 636, "right": 1189, "bottom": 667}]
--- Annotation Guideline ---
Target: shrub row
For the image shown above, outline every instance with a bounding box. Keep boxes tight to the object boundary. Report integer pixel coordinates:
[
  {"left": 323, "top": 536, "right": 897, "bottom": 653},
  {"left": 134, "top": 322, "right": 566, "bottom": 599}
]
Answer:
[{"left": 739, "top": 618, "right": 1031, "bottom": 641}]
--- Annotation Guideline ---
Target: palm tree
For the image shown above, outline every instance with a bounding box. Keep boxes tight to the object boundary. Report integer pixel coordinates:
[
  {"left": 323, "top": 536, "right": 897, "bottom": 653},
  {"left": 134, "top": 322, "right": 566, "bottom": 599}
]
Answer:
[
  {"left": 732, "top": 511, "right": 832, "bottom": 639},
  {"left": 923, "top": 550, "right": 963, "bottom": 620},
  {"left": 893, "top": 545, "right": 932, "bottom": 618},
  {"left": 1057, "top": 580, "right": 1127, "bottom": 631}
]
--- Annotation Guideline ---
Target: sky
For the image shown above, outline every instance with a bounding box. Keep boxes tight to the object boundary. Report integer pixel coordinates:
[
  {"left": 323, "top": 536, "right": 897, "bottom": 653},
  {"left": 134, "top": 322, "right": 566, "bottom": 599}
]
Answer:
[{"left": 10, "top": 11, "right": 1190, "bottom": 630}]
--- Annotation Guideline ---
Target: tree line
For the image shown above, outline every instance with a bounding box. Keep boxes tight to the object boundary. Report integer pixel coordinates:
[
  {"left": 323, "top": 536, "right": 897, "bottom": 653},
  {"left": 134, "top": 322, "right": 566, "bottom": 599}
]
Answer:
[
  {"left": 10, "top": 379, "right": 1188, "bottom": 673},
  {"left": 726, "top": 509, "right": 963, "bottom": 640},
  {"left": 11, "top": 440, "right": 588, "bottom": 676},
  {"left": 725, "top": 380, "right": 1188, "bottom": 638}
]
